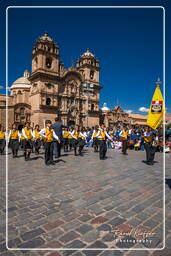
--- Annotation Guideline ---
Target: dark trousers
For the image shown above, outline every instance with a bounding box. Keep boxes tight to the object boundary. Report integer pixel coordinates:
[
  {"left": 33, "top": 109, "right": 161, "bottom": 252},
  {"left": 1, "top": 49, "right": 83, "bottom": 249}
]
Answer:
[
  {"left": 122, "top": 140, "right": 128, "bottom": 154},
  {"left": 68, "top": 139, "right": 72, "bottom": 151},
  {"left": 144, "top": 143, "right": 156, "bottom": 164},
  {"left": 93, "top": 138, "right": 99, "bottom": 152},
  {"left": 63, "top": 138, "right": 68, "bottom": 152},
  {"left": 53, "top": 141, "right": 61, "bottom": 157},
  {"left": 99, "top": 140, "right": 107, "bottom": 159},
  {"left": 34, "top": 139, "right": 41, "bottom": 154},
  {"left": 0, "top": 139, "right": 5, "bottom": 154},
  {"left": 10, "top": 139, "right": 19, "bottom": 157},
  {"left": 72, "top": 139, "right": 78, "bottom": 156},
  {"left": 45, "top": 142, "right": 54, "bottom": 164},
  {"left": 78, "top": 138, "right": 85, "bottom": 155}
]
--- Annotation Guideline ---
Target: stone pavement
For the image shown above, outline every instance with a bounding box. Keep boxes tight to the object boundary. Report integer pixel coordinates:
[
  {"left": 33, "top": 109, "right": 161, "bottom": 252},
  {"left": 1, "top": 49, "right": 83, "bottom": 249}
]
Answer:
[{"left": 0, "top": 146, "right": 171, "bottom": 256}]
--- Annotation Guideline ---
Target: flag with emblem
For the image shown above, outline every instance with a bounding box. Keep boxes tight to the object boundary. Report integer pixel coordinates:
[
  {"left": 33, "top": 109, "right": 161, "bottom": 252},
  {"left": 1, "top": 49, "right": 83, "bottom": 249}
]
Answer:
[{"left": 146, "top": 78, "right": 164, "bottom": 129}]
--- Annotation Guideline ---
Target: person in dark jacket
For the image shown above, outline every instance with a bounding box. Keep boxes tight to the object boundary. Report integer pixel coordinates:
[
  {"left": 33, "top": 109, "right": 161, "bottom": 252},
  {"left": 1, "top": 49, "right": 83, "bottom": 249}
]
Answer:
[{"left": 51, "top": 117, "right": 67, "bottom": 158}]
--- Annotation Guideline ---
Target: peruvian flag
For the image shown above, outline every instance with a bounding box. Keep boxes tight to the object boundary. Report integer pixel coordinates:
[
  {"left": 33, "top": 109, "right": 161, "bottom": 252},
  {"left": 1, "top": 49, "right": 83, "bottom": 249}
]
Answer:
[{"left": 152, "top": 100, "right": 163, "bottom": 104}]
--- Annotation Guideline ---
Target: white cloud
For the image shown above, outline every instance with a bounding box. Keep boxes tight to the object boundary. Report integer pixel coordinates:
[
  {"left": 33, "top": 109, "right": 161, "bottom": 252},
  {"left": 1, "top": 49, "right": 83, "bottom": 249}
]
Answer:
[
  {"left": 139, "top": 107, "right": 149, "bottom": 112},
  {"left": 124, "top": 110, "right": 133, "bottom": 114}
]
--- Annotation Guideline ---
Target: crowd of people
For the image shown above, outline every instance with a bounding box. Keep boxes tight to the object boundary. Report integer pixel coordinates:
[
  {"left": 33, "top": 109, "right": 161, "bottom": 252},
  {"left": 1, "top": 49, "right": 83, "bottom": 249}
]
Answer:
[{"left": 0, "top": 117, "right": 169, "bottom": 166}]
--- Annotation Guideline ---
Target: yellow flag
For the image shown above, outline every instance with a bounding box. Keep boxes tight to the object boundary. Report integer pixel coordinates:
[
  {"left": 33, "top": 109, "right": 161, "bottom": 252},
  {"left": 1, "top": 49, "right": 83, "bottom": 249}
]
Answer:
[{"left": 147, "top": 82, "right": 164, "bottom": 129}]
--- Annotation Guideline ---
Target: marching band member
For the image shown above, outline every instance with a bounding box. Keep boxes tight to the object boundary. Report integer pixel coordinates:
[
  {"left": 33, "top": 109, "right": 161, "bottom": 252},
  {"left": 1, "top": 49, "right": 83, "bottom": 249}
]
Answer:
[
  {"left": 77, "top": 127, "right": 87, "bottom": 156},
  {"left": 70, "top": 126, "right": 78, "bottom": 156},
  {"left": 0, "top": 125, "right": 6, "bottom": 155},
  {"left": 96, "top": 123, "right": 113, "bottom": 160},
  {"left": 33, "top": 124, "right": 42, "bottom": 155},
  {"left": 68, "top": 127, "right": 73, "bottom": 151},
  {"left": 22, "top": 122, "right": 34, "bottom": 161},
  {"left": 143, "top": 127, "right": 156, "bottom": 165},
  {"left": 39, "top": 120, "right": 60, "bottom": 165},
  {"left": 91, "top": 125, "right": 99, "bottom": 152},
  {"left": 120, "top": 126, "right": 129, "bottom": 155},
  {"left": 63, "top": 128, "right": 69, "bottom": 152},
  {"left": 8, "top": 123, "right": 20, "bottom": 158}
]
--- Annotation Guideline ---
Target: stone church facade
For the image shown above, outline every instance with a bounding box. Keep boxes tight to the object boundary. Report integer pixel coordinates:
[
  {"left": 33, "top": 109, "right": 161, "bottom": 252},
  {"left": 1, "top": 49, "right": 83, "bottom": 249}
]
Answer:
[{"left": 0, "top": 32, "right": 102, "bottom": 128}]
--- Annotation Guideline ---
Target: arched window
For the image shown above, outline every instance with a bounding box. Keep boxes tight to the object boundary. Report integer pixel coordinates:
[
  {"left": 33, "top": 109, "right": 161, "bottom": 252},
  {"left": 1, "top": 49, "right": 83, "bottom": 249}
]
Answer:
[
  {"left": 17, "top": 90, "right": 22, "bottom": 95},
  {"left": 46, "top": 58, "right": 52, "bottom": 68},
  {"left": 34, "top": 57, "right": 38, "bottom": 68},
  {"left": 20, "top": 107, "right": 25, "bottom": 115},
  {"left": 90, "top": 70, "right": 94, "bottom": 80},
  {"left": 91, "top": 104, "right": 95, "bottom": 111},
  {"left": 46, "top": 98, "right": 51, "bottom": 105}
]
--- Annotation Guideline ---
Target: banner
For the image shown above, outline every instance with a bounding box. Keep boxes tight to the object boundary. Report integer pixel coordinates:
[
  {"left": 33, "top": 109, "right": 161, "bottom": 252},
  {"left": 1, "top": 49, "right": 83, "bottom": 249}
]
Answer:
[{"left": 146, "top": 83, "right": 164, "bottom": 129}]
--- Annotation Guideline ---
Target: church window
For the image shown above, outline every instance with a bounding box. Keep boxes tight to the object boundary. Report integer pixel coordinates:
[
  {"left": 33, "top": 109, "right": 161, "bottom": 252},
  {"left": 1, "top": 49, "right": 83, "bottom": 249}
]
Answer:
[
  {"left": 46, "top": 83, "right": 52, "bottom": 89},
  {"left": 17, "top": 90, "right": 22, "bottom": 95},
  {"left": 48, "top": 47, "right": 51, "bottom": 52},
  {"left": 91, "top": 104, "right": 95, "bottom": 111},
  {"left": 90, "top": 70, "right": 94, "bottom": 79},
  {"left": 46, "top": 58, "right": 52, "bottom": 68},
  {"left": 20, "top": 108, "right": 25, "bottom": 115},
  {"left": 46, "top": 98, "right": 51, "bottom": 105}
]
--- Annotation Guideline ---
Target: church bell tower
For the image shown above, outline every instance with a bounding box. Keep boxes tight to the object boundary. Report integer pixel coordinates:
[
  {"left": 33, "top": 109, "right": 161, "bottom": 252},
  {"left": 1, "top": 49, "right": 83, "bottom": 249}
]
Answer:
[{"left": 31, "top": 32, "right": 60, "bottom": 74}]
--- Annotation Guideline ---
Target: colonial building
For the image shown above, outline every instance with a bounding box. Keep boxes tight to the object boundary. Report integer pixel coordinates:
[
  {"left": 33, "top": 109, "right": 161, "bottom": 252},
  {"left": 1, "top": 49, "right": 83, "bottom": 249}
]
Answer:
[
  {"left": 0, "top": 32, "right": 102, "bottom": 128},
  {"left": 0, "top": 32, "right": 167, "bottom": 129},
  {"left": 100, "top": 103, "right": 131, "bottom": 128}
]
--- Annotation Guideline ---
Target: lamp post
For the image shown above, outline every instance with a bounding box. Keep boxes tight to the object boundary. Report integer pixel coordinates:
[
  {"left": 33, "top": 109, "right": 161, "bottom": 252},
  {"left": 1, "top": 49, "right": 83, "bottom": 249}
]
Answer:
[{"left": 82, "top": 83, "right": 94, "bottom": 127}]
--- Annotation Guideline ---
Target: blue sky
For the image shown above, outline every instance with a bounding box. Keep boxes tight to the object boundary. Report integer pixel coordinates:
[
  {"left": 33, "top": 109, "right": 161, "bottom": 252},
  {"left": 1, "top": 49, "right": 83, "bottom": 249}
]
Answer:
[{"left": 0, "top": 0, "right": 170, "bottom": 114}]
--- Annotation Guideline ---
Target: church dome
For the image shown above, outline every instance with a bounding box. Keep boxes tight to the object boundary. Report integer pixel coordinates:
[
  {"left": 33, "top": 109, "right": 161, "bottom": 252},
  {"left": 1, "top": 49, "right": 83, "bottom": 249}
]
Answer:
[
  {"left": 11, "top": 70, "right": 31, "bottom": 89},
  {"left": 81, "top": 48, "right": 96, "bottom": 59},
  {"left": 101, "top": 103, "right": 110, "bottom": 112},
  {"left": 38, "top": 32, "right": 53, "bottom": 42}
]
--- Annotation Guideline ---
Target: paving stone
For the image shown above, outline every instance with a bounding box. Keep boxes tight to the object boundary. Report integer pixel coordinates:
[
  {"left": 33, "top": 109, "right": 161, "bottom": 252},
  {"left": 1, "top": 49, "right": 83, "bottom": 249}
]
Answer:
[
  {"left": 42, "top": 228, "right": 64, "bottom": 241},
  {"left": 126, "top": 250, "right": 149, "bottom": 256},
  {"left": 18, "top": 237, "right": 45, "bottom": 248},
  {"left": 88, "top": 240, "right": 108, "bottom": 248},
  {"left": 43, "top": 220, "right": 65, "bottom": 231},
  {"left": 0, "top": 242, "right": 6, "bottom": 252},
  {"left": 65, "top": 239, "right": 86, "bottom": 248},
  {"left": 97, "top": 224, "right": 111, "bottom": 232},
  {"left": 59, "top": 231, "right": 80, "bottom": 243},
  {"left": 151, "top": 248, "right": 171, "bottom": 256},
  {"left": 91, "top": 216, "right": 108, "bottom": 225},
  {"left": 142, "top": 237, "right": 161, "bottom": 248},
  {"left": 21, "top": 228, "right": 45, "bottom": 241},
  {"left": 82, "top": 250, "right": 102, "bottom": 256},
  {"left": 76, "top": 224, "right": 93, "bottom": 235},
  {"left": 1, "top": 252, "right": 15, "bottom": 256},
  {"left": 143, "top": 219, "right": 159, "bottom": 229},
  {"left": 100, "top": 250, "right": 123, "bottom": 256},
  {"left": 102, "top": 232, "right": 116, "bottom": 242},
  {"left": 7, "top": 237, "right": 22, "bottom": 248},
  {"left": 104, "top": 210, "right": 118, "bottom": 219},
  {"left": 41, "top": 240, "right": 63, "bottom": 248},
  {"left": 63, "top": 212, "right": 80, "bottom": 222},
  {"left": 108, "top": 217, "right": 126, "bottom": 228},
  {"left": 62, "top": 220, "right": 82, "bottom": 231},
  {"left": 126, "top": 218, "right": 142, "bottom": 227},
  {"left": 47, "top": 252, "right": 62, "bottom": 256},
  {"left": 71, "top": 252, "right": 84, "bottom": 256},
  {"left": 82, "top": 229, "right": 99, "bottom": 243},
  {"left": 78, "top": 214, "right": 93, "bottom": 222}
]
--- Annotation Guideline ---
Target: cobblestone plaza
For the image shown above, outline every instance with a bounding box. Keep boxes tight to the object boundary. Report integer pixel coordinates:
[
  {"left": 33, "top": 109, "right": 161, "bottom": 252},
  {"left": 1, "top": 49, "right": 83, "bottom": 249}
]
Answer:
[{"left": 0, "top": 148, "right": 171, "bottom": 256}]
